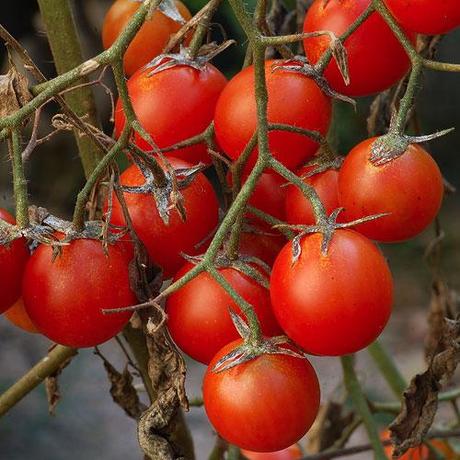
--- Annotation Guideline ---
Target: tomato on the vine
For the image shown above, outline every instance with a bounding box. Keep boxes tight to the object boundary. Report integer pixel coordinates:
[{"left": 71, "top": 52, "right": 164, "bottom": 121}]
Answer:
[
  {"left": 114, "top": 63, "right": 227, "bottom": 165},
  {"left": 166, "top": 263, "right": 282, "bottom": 364},
  {"left": 285, "top": 165, "right": 340, "bottom": 226},
  {"left": 239, "top": 229, "right": 286, "bottom": 266},
  {"left": 0, "top": 209, "right": 29, "bottom": 314},
  {"left": 384, "top": 0, "right": 460, "bottom": 36},
  {"left": 214, "top": 60, "right": 332, "bottom": 170},
  {"left": 203, "top": 339, "right": 320, "bottom": 452},
  {"left": 270, "top": 230, "right": 393, "bottom": 356},
  {"left": 102, "top": 0, "right": 192, "bottom": 76},
  {"left": 303, "top": 0, "right": 416, "bottom": 97},
  {"left": 5, "top": 298, "right": 38, "bottom": 334},
  {"left": 338, "top": 138, "right": 444, "bottom": 242},
  {"left": 241, "top": 444, "right": 302, "bottom": 460},
  {"left": 22, "top": 238, "right": 135, "bottom": 347},
  {"left": 109, "top": 157, "right": 219, "bottom": 278}
]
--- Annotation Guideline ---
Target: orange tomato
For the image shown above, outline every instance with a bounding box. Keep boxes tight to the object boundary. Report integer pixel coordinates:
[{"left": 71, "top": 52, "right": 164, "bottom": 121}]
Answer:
[
  {"left": 242, "top": 444, "right": 303, "bottom": 459},
  {"left": 5, "top": 298, "right": 38, "bottom": 334}
]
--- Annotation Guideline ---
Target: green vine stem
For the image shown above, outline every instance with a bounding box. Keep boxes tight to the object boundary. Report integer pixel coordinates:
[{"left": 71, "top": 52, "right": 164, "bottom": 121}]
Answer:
[{"left": 341, "top": 355, "right": 387, "bottom": 460}]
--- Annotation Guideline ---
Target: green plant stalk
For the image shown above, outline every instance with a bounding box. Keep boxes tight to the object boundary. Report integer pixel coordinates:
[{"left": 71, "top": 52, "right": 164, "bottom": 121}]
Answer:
[
  {"left": 341, "top": 355, "right": 387, "bottom": 460},
  {"left": 37, "top": 0, "right": 104, "bottom": 177}
]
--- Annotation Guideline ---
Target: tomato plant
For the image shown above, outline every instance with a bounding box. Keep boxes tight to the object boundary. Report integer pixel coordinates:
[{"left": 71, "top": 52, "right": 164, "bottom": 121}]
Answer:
[
  {"left": 303, "top": 0, "right": 416, "bottom": 96},
  {"left": 22, "top": 238, "right": 135, "bottom": 347},
  {"left": 270, "top": 230, "right": 393, "bottom": 356},
  {"left": 338, "top": 138, "right": 444, "bottom": 242},
  {"left": 214, "top": 59, "right": 332, "bottom": 170},
  {"left": 102, "top": 0, "right": 192, "bottom": 76},
  {"left": 203, "top": 339, "right": 320, "bottom": 452},
  {"left": 114, "top": 62, "right": 227, "bottom": 165},
  {"left": 5, "top": 298, "right": 38, "bottom": 334},
  {"left": 166, "top": 263, "right": 282, "bottom": 364},
  {"left": 241, "top": 444, "right": 302, "bottom": 459}
]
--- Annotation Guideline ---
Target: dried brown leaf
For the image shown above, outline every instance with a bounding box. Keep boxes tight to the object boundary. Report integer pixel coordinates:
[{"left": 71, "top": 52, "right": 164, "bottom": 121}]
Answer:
[{"left": 0, "top": 61, "right": 31, "bottom": 119}]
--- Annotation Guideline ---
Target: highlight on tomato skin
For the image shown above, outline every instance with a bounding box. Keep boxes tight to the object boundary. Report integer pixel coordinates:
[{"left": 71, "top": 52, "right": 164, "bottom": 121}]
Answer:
[
  {"left": 102, "top": 0, "right": 192, "bottom": 76},
  {"left": 203, "top": 339, "right": 321, "bottom": 453},
  {"left": 241, "top": 444, "right": 303, "bottom": 459},
  {"left": 4, "top": 298, "right": 38, "bottom": 334}
]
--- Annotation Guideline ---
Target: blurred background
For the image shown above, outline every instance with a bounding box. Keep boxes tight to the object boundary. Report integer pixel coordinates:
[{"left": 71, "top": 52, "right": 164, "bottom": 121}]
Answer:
[{"left": 0, "top": 1, "right": 459, "bottom": 458}]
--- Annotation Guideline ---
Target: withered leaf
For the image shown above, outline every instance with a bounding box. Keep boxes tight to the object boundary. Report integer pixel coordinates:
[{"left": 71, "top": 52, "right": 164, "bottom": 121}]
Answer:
[{"left": 0, "top": 63, "right": 31, "bottom": 119}]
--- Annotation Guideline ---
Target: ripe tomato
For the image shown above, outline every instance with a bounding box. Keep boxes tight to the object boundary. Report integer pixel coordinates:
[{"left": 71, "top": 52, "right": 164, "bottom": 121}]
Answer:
[
  {"left": 338, "top": 138, "right": 444, "bottom": 242},
  {"left": 239, "top": 229, "right": 286, "bottom": 266},
  {"left": 166, "top": 263, "right": 282, "bottom": 364},
  {"left": 22, "top": 238, "right": 135, "bottom": 347},
  {"left": 102, "top": 0, "right": 192, "bottom": 76},
  {"left": 384, "top": 0, "right": 460, "bottom": 35},
  {"left": 242, "top": 444, "right": 302, "bottom": 459},
  {"left": 203, "top": 339, "right": 320, "bottom": 452},
  {"left": 285, "top": 165, "right": 340, "bottom": 226},
  {"left": 303, "top": 0, "right": 416, "bottom": 96},
  {"left": 110, "top": 157, "right": 219, "bottom": 278},
  {"left": 214, "top": 60, "right": 332, "bottom": 170},
  {"left": 0, "top": 209, "right": 29, "bottom": 314},
  {"left": 5, "top": 298, "right": 38, "bottom": 334},
  {"left": 270, "top": 230, "right": 393, "bottom": 356},
  {"left": 114, "top": 63, "right": 227, "bottom": 165}
]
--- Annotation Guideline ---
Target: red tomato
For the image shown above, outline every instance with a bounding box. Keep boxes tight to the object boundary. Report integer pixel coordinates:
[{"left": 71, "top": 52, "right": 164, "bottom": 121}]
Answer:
[
  {"left": 214, "top": 60, "right": 332, "bottom": 170},
  {"left": 5, "top": 298, "right": 38, "bottom": 334},
  {"left": 242, "top": 444, "right": 302, "bottom": 459},
  {"left": 338, "top": 138, "right": 444, "bottom": 242},
  {"left": 22, "top": 238, "right": 135, "bottom": 347},
  {"left": 270, "top": 230, "right": 393, "bottom": 356},
  {"left": 203, "top": 339, "right": 320, "bottom": 452},
  {"left": 239, "top": 229, "right": 286, "bottom": 266},
  {"left": 110, "top": 157, "right": 219, "bottom": 278},
  {"left": 384, "top": 0, "right": 460, "bottom": 35},
  {"left": 303, "top": 0, "right": 416, "bottom": 96},
  {"left": 114, "top": 63, "right": 227, "bottom": 165},
  {"left": 0, "top": 209, "right": 29, "bottom": 314},
  {"left": 166, "top": 263, "right": 282, "bottom": 364},
  {"left": 102, "top": 0, "right": 192, "bottom": 76},
  {"left": 285, "top": 165, "right": 340, "bottom": 225}
]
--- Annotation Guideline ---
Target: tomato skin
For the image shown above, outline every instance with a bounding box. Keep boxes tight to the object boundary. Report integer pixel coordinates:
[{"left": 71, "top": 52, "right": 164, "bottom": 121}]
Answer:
[
  {"left": 239, "top": 230, "right": 286, "bottom": 266},
  {"left": 285, "top": 166, "right": 340, "bottom": 225},
  {"left": 203, "top": 339, "right": 320, "bottom": 452},
  {"left": 0, "top": 209, "right": 29, "bottom": 314},
  {"left": 5, "top": 298, "right": 38, "bottom": 334},
  {"left": 270, "top": 230, "right": 393, "bottom": 356},
  {"left": 214, "top": 60, "right": 332, "bottom": 170},
  {"left": 102, "top": 0, "right": 192, "bottom": 77},
  {"left": 303, "top": 0, "right": 416, "bottom": 97},
  {"left": 384, "top": 0, "right": 460, "bottom": 35},
  {"left": 114, "top": 63, "right": 227, "bottom": 165},
  {"left": 166, "top": 263, "right": 282, "bottom": 364},
  {"left": 110, "top": 158, "right": 219, "bottom": 279},
  {"left": 22, "top": 238, "right": 135, "bottom": 348},
  {"left": 338, "top": 139, "right": 444, "bottom": 242},
  {"left": 242, "top": 445, "right": 302, "bottom": 460}
]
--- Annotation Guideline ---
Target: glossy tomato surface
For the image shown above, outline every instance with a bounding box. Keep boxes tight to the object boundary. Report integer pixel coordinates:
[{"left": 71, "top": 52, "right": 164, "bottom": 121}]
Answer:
[
  {"left": 23, "top": 238, "right": 135, "bottom": 347},
  {"left": 338, "top": 138, "right": 444, "bottom": 242},
  {"left": 241, "top": 444, "right": 303, "bottom": 459},
  {"left": 166, "top": 263, "right": 281, "bottom": 364},
  {"left": 285, "top": 165, "right": 340, "bottom": 225},
  {"left": 204, "top": 339, "right": 320, "bottom": 452},
  {"left": 102, "top": 0, "right": 192, "bottom": 76},
  {"left": 110, "top": 157, "right": 219, "bottom": 278},
  {"left": 384, "top": 0, "right": 460, "bottom": 35},
  {"left": 0, "top": 209, "right": 29, "bottom": 314},
  {"left": 5, "top": 298, "right": 38, "bottom": 334},
  {"left": 214, "top": 60, "right": 331, "bottom": 170},
  {"left": 270, "top": 230, "right": 393, "bottom": 356},
  {"left": 114, "top": 63, "right": 227, "bottom": 164},
  {"left": 303, "top": 0, "right": 416, "bottom": 96}
]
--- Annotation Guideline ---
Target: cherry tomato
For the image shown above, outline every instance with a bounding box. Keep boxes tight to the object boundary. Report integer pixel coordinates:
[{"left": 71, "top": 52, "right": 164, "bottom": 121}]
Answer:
[
  {"left": 214, "top": 60, "right": 332, "bottom": 170},
  {"left": 384, "top": 0, "right": 460, "bottom": 35},
  {"left": 338, "top": 138, "right": 444, "bottom": 242},
  {"left": 270, "top": 230, "right": 393, "bottom": 356},
  {"left": 285, "top": 165, "right": 340, "bottom": 225},
  {"left": 239, "top": 229, "right": 286, "bottom": 266},
  {"left": 203, "top": 339, "right": 320, "bottom": 452},
  {"left": 241, "top": 444, "right": 302, "bottom": 460},
  {"left": 23, "top": 238, "right": 135, "bottom": 347},
  {"left": 102, "top": 0, "right": 192, "bottom": 76},
  {"left": 166, "top": 263, "right": 282, "bottom": 364},
  {"left": 110, "top": 157, "right": 219, "bottom": 278},
  {"left": 0, "top": 209, "right": 29, "bottom": 314},
  {"left": 303, "top": 0, "right": 416, "bottom": 96},
  {"left": 114, "top": 63, "right": 227, "bottom": 165},
  {"left": 5, "top": 298, "right": 38, "bottom": 334}
]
